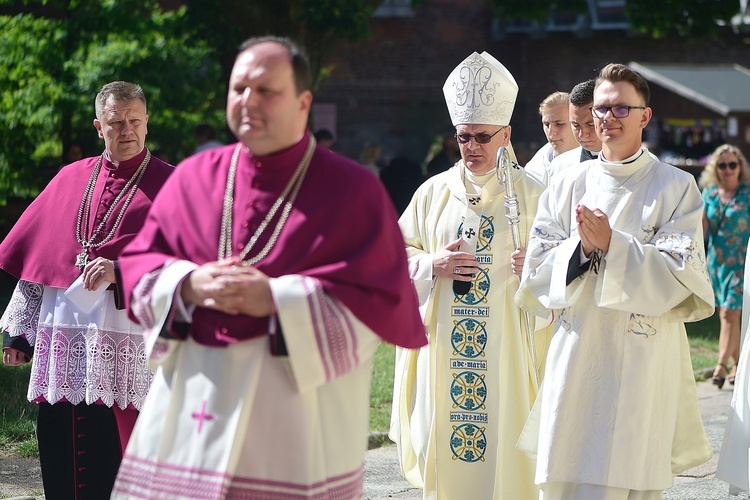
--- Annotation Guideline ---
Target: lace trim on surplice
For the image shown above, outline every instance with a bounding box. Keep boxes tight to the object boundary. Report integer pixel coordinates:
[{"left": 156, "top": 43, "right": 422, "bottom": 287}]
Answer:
[
  {"left": 0, "top": 280, "right": 44, "bottom": 345},
  {"left": 27, "top": 324, "right": 153, "bottom": 410}
]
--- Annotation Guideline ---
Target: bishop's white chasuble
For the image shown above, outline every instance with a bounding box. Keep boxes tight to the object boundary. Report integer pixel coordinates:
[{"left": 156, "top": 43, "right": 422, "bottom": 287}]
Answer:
[{"left": 391, "top": 163, "right": 552, "bottom": 499}]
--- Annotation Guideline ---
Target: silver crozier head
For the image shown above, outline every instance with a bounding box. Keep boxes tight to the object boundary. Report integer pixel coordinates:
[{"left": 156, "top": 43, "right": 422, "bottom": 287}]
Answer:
[{"left": 496, "top": 145, "right": 509, "bottom": 171}]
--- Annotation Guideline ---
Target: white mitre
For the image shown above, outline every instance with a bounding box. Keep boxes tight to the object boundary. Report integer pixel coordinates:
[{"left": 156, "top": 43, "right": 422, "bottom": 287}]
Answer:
[
  {"left": 443, "top": 51, "right": 520, "bottom": 166},
  {"left": 443, "top": 51, "right": 518, "bottom": 127}
]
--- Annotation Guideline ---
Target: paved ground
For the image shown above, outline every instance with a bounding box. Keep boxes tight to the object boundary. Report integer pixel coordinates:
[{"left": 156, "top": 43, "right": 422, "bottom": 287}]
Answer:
[
  {"left": 362, "top": 380, "right": 747, "bottom": 500},
  {"left": 0, "top": 380, "right": 745, "bottom": 500}
]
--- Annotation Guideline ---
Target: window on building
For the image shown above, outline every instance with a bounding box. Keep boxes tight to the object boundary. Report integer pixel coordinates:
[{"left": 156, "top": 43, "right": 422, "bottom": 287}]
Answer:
[
  {"left": 373, "top": 0, "right": 414, "bottom": 18},
  {"left": 589, "top": 0, "right": 628, "bottom": 30},
  {"left": 491, "top": 0, "right": 628, "bottom": 38}
]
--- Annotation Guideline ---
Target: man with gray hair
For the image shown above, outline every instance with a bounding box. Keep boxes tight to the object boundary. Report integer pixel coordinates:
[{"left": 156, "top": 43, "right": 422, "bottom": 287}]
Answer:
[
  {"left": 0, "top": 81, "right": 174, "bottom": 498},
  {"left": 391, "top": 51, "right": 553, "bottom": 499}
]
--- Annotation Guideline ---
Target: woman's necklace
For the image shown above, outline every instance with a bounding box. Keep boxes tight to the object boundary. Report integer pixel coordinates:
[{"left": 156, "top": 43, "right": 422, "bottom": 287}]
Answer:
[
  {"left": 218, "top": 138, "right": 315, "bottom": 265},
  {"left": 75, "top": 151, "right": 151, "bottom": 270}
]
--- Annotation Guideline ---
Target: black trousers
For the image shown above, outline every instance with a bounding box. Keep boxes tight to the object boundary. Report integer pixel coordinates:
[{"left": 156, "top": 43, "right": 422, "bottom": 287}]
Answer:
[{"left": 37, "top": 402, "right": 122, "bottom": 500}]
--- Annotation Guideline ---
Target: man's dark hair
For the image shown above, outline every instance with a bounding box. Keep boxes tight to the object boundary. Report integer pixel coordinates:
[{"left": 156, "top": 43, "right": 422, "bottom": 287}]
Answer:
[
  {"left": 569, "top": 79, "right": 596, "bottom": 108},
  {"left": 314, "top": 128, "right": 334, "bottom": 142},
  {"left": 596, "top": 63, "right": 650, "bottom": 106},
  {"left": 238, "top": 36, "right": 312, "bottom": 95},
  {"left": 195, "top": 123, "right": 218, "bottom": 140},
  {"left": 95, "top": 81, "right": 146, "bottom": 119}
]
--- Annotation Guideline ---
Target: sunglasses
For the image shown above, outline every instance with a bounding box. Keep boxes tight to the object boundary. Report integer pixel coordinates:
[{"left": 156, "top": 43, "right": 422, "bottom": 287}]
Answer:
[
  {"left": 455, "top": 127, "right": 505, "bottom": 144},
  {"left": 718, "top": 162, "right": 739, "bottom": 170},
  {"left": 590, "top": 105, "right": 646, "bottom": 119}
]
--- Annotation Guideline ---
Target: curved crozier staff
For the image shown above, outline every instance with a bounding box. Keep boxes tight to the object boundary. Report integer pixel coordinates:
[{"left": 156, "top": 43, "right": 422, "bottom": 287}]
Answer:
[{"left": 498, "top": 146, "right": 539, "bottom": 388}]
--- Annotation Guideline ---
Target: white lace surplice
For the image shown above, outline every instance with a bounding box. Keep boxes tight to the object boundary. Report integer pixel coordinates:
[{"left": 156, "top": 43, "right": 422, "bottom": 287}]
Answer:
[
  {"left": 0, "top": 279, "right": 152, "bottom": 410},
  {"left": 0, "top": 280, "right": 44, "bottom": 344}
]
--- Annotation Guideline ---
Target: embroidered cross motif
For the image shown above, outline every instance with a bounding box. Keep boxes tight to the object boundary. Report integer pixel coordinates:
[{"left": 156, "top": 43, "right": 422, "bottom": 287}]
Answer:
[
  {"left": 191, "top": 400, "right": 214, "bottom": 434},
  {"left": 464, "top": 228, "right": 476, "bottom": 239},
  {"left": 469, "top": 197, "right": 481, "bottom": 205}
]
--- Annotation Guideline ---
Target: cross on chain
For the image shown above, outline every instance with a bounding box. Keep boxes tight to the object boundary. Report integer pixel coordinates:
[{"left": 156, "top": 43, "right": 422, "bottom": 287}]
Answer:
[
  {"left": 191, "top": 400, "right": 214, "bottom": 434},
  {"left": 464, "top": 228, "right": 476, "bottom": 240}
]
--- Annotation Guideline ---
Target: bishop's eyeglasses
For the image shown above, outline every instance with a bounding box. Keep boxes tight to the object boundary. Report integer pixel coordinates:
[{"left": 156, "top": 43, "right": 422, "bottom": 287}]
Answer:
[
  {"left": 590, "top": 105, "right": 646, "bottom": 119},
  {"left": 455, "top": 127, "right": 506, "bottom": 144}
]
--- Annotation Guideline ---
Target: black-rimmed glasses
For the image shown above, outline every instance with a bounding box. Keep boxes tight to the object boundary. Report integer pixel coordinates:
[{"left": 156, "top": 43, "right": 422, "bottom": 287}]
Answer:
[
  {"left": 455, "top": 127, "right": 505, "bottom": 144},
  {"left": 590, "top": 105, "right": 646, "bottom": 119},
  {"left": 718, "top": 161, "right": 739, "bottom": 170}
]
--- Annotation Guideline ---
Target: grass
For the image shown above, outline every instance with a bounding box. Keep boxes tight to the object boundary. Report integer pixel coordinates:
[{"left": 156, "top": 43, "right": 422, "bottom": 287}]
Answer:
[
  {"left": 0, "top": 363, "right": 38, "bottom": 457},
  {"left": 686, "top": 310, "right": 722, "bottom": 380},
  {"left": 369, "top": 342, "right": 397, "bottom": 433},
  {"left": 0, "top": 314, "right": 723, "bottom": 458}
]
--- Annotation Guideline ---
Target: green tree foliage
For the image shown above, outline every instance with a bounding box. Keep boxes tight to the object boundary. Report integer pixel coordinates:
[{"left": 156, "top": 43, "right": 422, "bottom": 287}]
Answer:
[
  {"left": 0, "top": 0, "right": 394, "bottom": 202},
  {"left": 0, "top": 0, "right": 224, "bottom": 202},
  {"left": 487, "top": 0, "right": 741, "bottom": 39},
  {"left": 185, "top": 0, "right": 383, "bottom": 88},
  {"left": 626, "top": 0, "right": 740, "bottom": 39}
]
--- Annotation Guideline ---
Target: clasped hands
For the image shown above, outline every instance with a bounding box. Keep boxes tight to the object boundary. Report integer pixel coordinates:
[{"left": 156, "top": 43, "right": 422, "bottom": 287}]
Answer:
[
  {"left": 433, "top": 237, "right": 527, "bottom": 278},
  {"left": 576, "top": 204, "right": 611, "bottom": 257},
  {"left": 181, "top": 258, "right": 274, "bottom": 317}
]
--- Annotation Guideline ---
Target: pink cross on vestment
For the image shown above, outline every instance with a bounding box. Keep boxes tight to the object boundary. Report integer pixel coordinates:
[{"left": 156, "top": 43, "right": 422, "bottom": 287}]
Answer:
[{"left": 191, "top": 400, "right": 214, "bottom": 434}]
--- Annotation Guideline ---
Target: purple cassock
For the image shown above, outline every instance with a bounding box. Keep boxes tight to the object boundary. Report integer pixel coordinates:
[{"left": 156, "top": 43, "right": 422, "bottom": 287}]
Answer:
[
  {"left": 0, "top": 148, "right": 173, "bottom": 289},
  {"left": 0, "top": 147, "right": 174, "bottom": 499},
  {"left": 119, "top": 132, "right": 427, "bottom": 349}
]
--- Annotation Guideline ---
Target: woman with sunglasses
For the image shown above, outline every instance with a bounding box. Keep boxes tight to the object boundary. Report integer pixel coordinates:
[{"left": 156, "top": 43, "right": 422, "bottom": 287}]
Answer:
[{"left": 699, "top": 143, "right": 750, "bottom": 389}]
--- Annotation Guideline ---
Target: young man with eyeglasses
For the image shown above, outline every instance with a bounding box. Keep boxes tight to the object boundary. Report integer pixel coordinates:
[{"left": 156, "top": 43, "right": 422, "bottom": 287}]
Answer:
[
  {"left": 391, "top": 51, "right": 553, "bottom": 499},
  {"left": 516, "top": 63, "right": 714, "bottom": 499}
]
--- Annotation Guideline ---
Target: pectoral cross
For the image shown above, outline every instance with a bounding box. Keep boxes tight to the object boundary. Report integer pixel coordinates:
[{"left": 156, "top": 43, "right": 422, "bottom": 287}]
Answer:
[{"left": 75, "top": 251, "right": 88, "bottom": 270}]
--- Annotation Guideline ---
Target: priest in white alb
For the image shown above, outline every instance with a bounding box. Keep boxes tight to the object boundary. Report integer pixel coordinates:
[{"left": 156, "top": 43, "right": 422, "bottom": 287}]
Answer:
[
  {"left": 515, "top": 63, "right": 714, "bottom": 499},
  {"left": 389, "top": 51, "right": 553, "bottom": 499}
]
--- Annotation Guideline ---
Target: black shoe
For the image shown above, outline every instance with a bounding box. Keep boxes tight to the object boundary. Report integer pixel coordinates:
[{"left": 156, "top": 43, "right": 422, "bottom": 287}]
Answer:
[{"left": 713, "top": 363, "right": 728, "bottom": 389}]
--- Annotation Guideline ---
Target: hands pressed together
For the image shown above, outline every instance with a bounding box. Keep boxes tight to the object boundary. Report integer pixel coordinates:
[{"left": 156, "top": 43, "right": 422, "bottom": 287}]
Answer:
[
  {"left": 181, "top": 258, "right": 275, "bottom": 317},
  {"left": 576, "top": 204, "right": 612, "bottom": 257}
]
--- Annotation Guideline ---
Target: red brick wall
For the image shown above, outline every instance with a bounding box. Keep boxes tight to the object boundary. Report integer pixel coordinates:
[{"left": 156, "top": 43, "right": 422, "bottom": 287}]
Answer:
[{"left": 316, "top": 0, "right": 750, "bottom": 167}]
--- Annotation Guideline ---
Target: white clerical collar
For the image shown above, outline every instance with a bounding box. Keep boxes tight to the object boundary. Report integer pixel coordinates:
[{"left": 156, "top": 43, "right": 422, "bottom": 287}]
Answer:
[
  {"left": 598, "top": 147, "right": 651, "bottom": 178},
  {"left": 104, "top": 146, "right": 146, "bottom": 169},
  {"left": 464, "top": 166, "right": 496, "bottom": 193},
  {"left": 600, "top": 148, "right": 644, "bottom": 165}
]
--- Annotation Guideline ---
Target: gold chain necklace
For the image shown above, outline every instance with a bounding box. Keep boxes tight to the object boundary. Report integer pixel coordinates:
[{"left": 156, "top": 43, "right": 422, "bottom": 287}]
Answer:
[
  {"left": 218, "top": 139, "right": 315, "bottom": 265},
  {"left": 75, "top": 151, "right": 151, "bottom": 270}
]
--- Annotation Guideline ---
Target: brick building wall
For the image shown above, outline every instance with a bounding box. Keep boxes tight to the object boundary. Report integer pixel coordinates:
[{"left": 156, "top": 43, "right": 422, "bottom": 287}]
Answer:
[{"left": 315, "top": 0, "right": 750, "bottom": 167}]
